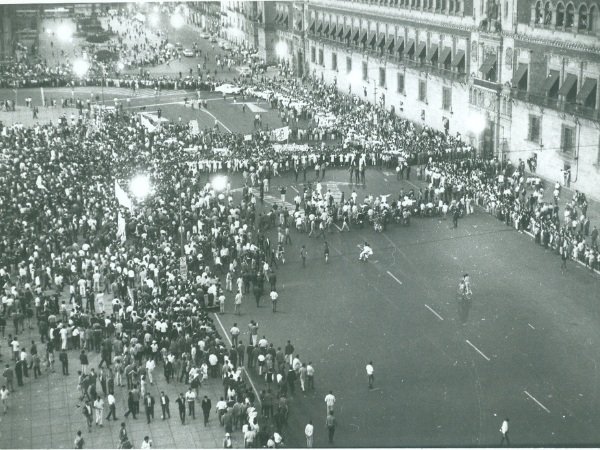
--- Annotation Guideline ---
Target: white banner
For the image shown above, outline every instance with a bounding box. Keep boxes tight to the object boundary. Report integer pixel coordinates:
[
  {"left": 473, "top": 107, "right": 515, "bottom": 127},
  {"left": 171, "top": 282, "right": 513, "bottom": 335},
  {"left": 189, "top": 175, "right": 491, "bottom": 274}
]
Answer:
[
  {"left": 140, "top": 114, "right": 157, "bottom": 132},
  {"left": 270, "top": 126, "right": 290, "bottom": 142},
  {"left": 272, "top": 143, "right": 310, "bottom": 153},
  {"left": 115, "top": 180, "right": 133, "bottom": 210},
  {"left": 189, "top": 120, "right": 200, "bottom": 135},
  {"left": 244, "top": 134, "right": 253, "bottom": 141}
]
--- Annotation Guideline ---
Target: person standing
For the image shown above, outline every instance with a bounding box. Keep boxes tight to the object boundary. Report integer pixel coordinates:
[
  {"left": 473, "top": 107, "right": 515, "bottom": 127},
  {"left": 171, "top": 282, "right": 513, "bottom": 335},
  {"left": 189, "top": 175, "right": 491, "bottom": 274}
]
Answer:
[
  {"left": 234, "top": 291, "right": 242, "bottom": 315},
  {"left": 324, "top": 390, "right": 336, "bottom": 414},
  {"left": 306, "top": 362, "right": 315, "bottom": 391},
  {"left": 270, "top": 290, "right": 279, "bottom": 313},
  {"left": 186, "top": 388, "right": 196, "bottom": 419},
  {"left": 201, "top": 395, "right": 212, "bottom": 426},
  {"left": 93, "top": 396, "right": 104, "bottom": 427},
  {"left": 500, "top": 418, "right": 509, "bottom": 446},
  {"left": 175, "top": 393, "right": 186, "bottom": 424},
  {"left": 326, "top": 411, "right": 336, "bottom": 444},
  {"left": 59, "top": 349, "right": 69, "bottom": 375},
  {"left": 223, "top": 432, "right": 233, "bottom": 448},
  {"left": 366, "top": 361, "right": 374, "bottom": 389},
  {"left": 301, "top": 246, "right": 307, "bottom": 268},
  {"left": 82, "top": 400, "right": 93, "bottom": 432},
  {"left": 159, "top": 391, "right": 170, "bottom": 420},
  {"left": 141, "top": 436, "right": 153, "bottom": 449},
  {"left": 0, "top": 385, "right": 9, "bottom": 414},
  {"left": 230, "top": 324, "right": 240, "bottom": 347},
  {"left": 305, "top": 420, "right": 314, "bottom": 447},
  {"left": 3, "top": 365, "right": 14, "bottom": 392},
  {"left": 118, "top": 422, "right": 129, "bottom": 447}
]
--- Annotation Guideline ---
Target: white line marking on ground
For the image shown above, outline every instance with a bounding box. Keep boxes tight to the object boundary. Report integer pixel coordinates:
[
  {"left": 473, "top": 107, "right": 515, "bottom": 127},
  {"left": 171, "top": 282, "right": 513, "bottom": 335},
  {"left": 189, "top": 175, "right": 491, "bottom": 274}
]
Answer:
[
  {"left": 424, "top": 304, "right": 444, "bottom": 321},
  {"left": 200, "top": 108, "right": 232, "bottom": 133},
  {"left": 386, "top": 271, "right": 403, "bottom": 285},
  {"left": 40, "top": 87, "right": 45, "bottom": 106},
  {"left": 333, "top": 223, "right": 342, "bottom": 231},
  {"left": 124, "top": 101, "right": 184, "bottom": 109},
  {"left": 524, "top": 390, "right": 551, "bottom": 413},
  {"left": 465, "top": 339, "right": 491, "bottom": 361},
  {"left": 290, "top": 185, "right": 299, "bottom": 193},
  {"left": 214, "top": 313, "right": 261, "bottom": 404},
  {"left": 528, "top": 323, "right": 536, "bottom": 330}
]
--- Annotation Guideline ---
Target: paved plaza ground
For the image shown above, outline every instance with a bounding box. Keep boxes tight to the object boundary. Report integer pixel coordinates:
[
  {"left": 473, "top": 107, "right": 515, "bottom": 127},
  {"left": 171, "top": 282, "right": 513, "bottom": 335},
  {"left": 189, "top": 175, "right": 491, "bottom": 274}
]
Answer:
[{"left": 1, "top": 16, "right": 600, "bottom": 449}]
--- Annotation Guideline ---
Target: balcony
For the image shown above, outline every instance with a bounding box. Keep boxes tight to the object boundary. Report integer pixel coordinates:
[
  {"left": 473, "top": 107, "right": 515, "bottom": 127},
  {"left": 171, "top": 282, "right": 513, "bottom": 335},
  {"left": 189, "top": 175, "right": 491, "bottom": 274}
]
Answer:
[
  {"left": 512, "top": 89, "right": 599, "bottom": 121},
  {"left": 473, "top": 77, "right": 501, "bottom": 92}
]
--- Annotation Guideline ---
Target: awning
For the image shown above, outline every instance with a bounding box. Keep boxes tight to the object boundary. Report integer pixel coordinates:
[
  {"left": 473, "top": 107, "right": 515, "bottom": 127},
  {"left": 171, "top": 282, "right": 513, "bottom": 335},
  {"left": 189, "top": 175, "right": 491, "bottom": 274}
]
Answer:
[
  {"left": 427, "top": 44, "right": 438, "bottom": 62},
  {"left": 558, "top": 73, "right": 578, "bottom": 97},
  {"left": 415, "top": 42, "right": 426, "bottom": 58},
  {"left": 351, "top": 28, "right": 359, "bottom": 42},
  {"left": 344, "top": 27, "right": 351, "bottom": 39},
  {"left": 309, "top": 19, "right": 315, "bottom": 33},
  {"left": 282, "top": 13, "right": 288, "bottom": 26},
  {"left": 479, "top": 54, "right": 497, "bottom": 78},
  {"left": 330, "top": 24, "right": 337, "bottom": 36},
  {"left": 316, "top": 21, "right": 322, "bottom": 33},
  {"left": 439, "top": 47, "right": 452, "bottom": 65},
  {"left": 274, "top": 12, "right": 281, "bottom": 23},
  {"left": 338, "top": 25, "right": 345, "bottom": 38},
  {"left": 322, "top": 22, "right": 329, "bottom": 35},
  {"left": 359, "top": 30, "right": 367, "bottom": 44},
  {"left": 512, "top": 64, "right": 528, "bottom": 87},
  {"left": 295, "top": 18, "right": 302, "bottom": 30},
  {"left": 393, "top": 37, "right": 405, "bottom": 54},
  {"left": 387, "top": 36, "right": 395, "bottom": 51},
  {"left": 543, "top": 70, "right": 560, "bottom": 93},
  {"left": 451, "top": 49, "right": 465, "bottom": 67},
  {"left": 367, "top": 32, "right": 376, "bottom": 47},
  {"left": 404, "top": 39, "right": 415, "bottom": 55},
  {"left": 377, "top": 34, "right": 385, "bottom": 48},
  {"left": 576, "top": 77, "right": 597, "bottom": 104}
]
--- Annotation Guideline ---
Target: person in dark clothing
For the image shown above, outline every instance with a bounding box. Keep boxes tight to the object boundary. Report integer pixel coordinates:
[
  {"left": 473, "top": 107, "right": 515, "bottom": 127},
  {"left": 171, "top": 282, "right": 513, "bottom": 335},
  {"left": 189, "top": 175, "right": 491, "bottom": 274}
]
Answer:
[
  {"left": 159, "top": 392, "right": 170, "bottom": 420},
  {"left": 175, "top": 393, "right": 186, "bottom": 424},
  {"left": 286, "top": 367, "right": 296, "bottom": 395},
  {"left": 15, "top": 360, "right": 24, "bottom": 386},
  {"left": 144, "top": 393, "right": 155, "bottom": 424}
]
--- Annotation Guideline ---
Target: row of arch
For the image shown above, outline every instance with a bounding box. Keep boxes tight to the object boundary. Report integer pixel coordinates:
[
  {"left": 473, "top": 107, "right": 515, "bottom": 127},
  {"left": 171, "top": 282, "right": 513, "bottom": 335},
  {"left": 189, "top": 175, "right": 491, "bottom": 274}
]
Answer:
[
  {"left": 533, "top": 1, "right": 600, "bottom": 32},
  {"left": 352, "top": 0, "right": 463, "bottom": 14}
]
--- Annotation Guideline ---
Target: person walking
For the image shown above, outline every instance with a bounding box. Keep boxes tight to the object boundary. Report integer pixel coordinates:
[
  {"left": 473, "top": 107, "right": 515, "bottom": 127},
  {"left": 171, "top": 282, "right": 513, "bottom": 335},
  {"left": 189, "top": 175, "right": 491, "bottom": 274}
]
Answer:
[
  {"left": 93, "top": 396, "right": 104, "bottom": 427},
  {"left": 59, "top": 350, "right": 69, "bottom": 375},
  {"left": 159, "top": 391, "right": 170, "bottom": 420},
  {"left": 500, "top": 418, "right": 510, "bottom": 446},
  {"left": 324, "top": 390, "right": 336, "bottom": 414},
  {"left": 3, "top": 365, "right": 14, "bottom": 392},
  {"left": 185, "top": 387, "right": 196, "bottom": 419},
  {"left": 270, "top": 289, "right": 279, "bottom": 313},
  {"left": 175, "top": 393, "right": 186, "bottom": 424},
  {"left": 230, "top": 324, "right": 240, "bottom": 347},
  {"left": 74, "top": 430, "right": 85, "bottom": 449},
  {"left": 305, "top": 420, "right": 314, "bottom": 447},
  {"left": 106, "top": 393, "right": 117, "bottom": 421},
  {"left": 82, "top": 400, "right": 93, "bottom": 432},
  {"left": 144, "top": 393, "right": 155, "bottom": 424},
  {"left": 201, "top": 395, "right": 212, "bottom": 426},
  {"left": 301, "top": 246, "right": 307, "bottom": 268},
  {"left": 0, "top": 385, "right": 9, "bottom": 414},
  {"left": 366, "top": 361, "right": 374, "bottom": 389},
  {"left": 326, "top": 411, "right": 336, "bottom": 444}
]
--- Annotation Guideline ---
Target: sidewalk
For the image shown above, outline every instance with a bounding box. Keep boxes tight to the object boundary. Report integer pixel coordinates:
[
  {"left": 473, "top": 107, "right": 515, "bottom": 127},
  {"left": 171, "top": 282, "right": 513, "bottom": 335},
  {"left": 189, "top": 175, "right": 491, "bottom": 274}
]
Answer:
[{"left": 0, "top": 294, "right": 247, "bottom": 449}]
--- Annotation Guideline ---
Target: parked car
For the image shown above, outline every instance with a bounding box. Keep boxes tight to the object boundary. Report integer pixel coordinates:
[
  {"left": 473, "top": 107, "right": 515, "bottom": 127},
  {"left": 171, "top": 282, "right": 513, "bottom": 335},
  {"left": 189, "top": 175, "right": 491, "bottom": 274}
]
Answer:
[
  {"left": 200, "top": 32, "right": 210, "bottom": 39},
  {"left": 182, "top": 48, "right": 194, "bottom": 57}
]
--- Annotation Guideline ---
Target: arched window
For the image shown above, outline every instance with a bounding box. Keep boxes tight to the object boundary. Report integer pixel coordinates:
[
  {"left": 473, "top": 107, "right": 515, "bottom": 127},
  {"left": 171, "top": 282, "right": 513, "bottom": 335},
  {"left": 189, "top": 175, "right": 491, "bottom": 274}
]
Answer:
[
  {"left": 443, "top": 0, "right": 448, "bottom": 11},
  {"left": 544, "top": 1, "right": 553, "bottom": 23},
  {"left": 589, "top": 4, "right": 598, "bottom": 30},
  {"left": 565, "top": 3, "right": 574, "bottom": 27},
  {"left": 416, "top": 0, "right": 421, "bottom": 8},
  {"left": 556, "top": 2, "right": 565, "bottom": 26},
  {"left": 535, "top": 1, "right": 543, "bottom": 23},
  {"left": 579, "top": 4, "right": 588, "bottom": 29},
  {"left": 456, "top": 0, "right": 462, "bottom": 12},
  {"left": 449, "top": 0, "right": 455, "bottom": 11}
]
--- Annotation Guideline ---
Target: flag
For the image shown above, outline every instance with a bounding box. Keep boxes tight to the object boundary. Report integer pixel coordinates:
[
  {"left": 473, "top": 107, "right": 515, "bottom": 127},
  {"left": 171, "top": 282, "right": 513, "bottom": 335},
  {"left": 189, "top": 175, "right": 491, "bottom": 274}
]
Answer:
[
  {"left": 140, "top": 114, "right": 157, "bottom": 132},
  {"left": 114, "top": 180, "right": 132, "bottom": 210},
  {"left": 117, "top": 211, "right": 126, "bottom": 243},
  {"left": 244, "top": 134, "right": 253, "bottom": 141}
]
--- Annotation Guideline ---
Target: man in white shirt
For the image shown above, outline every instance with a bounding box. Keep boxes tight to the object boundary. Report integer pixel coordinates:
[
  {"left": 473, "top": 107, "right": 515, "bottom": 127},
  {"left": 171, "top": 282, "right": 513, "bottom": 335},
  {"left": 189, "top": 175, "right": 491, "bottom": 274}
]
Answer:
[
  {"left": 366, "top": 361, "right": 374, "bottom": 389},
  {"left": 230, "top": 324, "right": 240, "bottom": 346},
  {"left": 324, "top": 390, "right": 336, "bottom": 414},
  {"left": 305, "top": 420, "right": 314, "bottom": 447},
  {"left": 270, "top": 290, "right": 279, "bottom": 313},
  {"left": 500, "top": 418, "right": 509, "bottom": 445}
]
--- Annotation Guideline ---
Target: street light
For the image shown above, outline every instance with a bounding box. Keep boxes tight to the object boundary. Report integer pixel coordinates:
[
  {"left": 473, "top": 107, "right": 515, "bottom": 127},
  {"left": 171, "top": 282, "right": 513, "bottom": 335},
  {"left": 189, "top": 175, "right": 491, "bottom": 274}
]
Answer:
[{"left": 130, "top": 174, "right": 152, "bottom": 200}]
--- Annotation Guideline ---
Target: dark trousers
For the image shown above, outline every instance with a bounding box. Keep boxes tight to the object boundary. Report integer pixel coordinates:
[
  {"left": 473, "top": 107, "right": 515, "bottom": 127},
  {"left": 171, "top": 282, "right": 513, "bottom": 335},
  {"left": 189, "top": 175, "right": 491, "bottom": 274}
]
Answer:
[
  {"left": 188, "top": 401, "right": 195, "bottom": 419},
  {"left": 106, "top": 404, "right": 117, "bottom": 420},
  {"left": 161, "top": 404, "right": 170, "bottom": 419},
  {"left": 500, "top": 432, "right": 509, "bottom": 446},
  {"left": 203, "top": 410, "right": 210, "bottom": 426},
  {"left": 328, "top": 426, "right": 335, "bottom": 443},
  {"left": 178, "top": 408, "right": 186, "bottom": 424}
]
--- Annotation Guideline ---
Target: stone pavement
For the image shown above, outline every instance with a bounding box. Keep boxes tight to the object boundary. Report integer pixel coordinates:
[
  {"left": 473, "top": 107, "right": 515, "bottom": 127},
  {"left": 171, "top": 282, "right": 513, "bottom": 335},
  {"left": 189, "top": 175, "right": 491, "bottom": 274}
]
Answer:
[
  {"left": 0, "top": 298, "right": 249, "bottom": 449},
  {"left": 0, "top": 106, "right": 78, "bottom": 128}
]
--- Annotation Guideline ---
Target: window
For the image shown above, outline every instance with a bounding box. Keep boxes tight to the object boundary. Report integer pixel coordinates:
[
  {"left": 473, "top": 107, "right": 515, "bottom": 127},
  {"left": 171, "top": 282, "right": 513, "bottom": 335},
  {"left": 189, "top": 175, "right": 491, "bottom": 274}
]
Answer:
[
  {"left": 397, "top": 73, "right": 405, "bottom": 93},
  {"left": 362, "top": 61, "right": 368, "bottom": 81},
  {"left": 318, "top": 49, "right": 324, "bottom": 66},
  {"left": 346, "top": 56, "right": 352, "bottom": 73},
  {"left": 311, "top": 47, "right": 316, "bottom": 63},
  {"left": 419, "top": 79, "right": 427, "bottom": 102},
  {"left": 534, "top": 1, "right": 542, "bottom": 23},
  {"left": 561, "top": 125, "right": 575, "bottom": 154},
  {"left": 565, "top": 3, "right": 574, "bottom": 28},
  {"left": 556, "top": 2, "right": 565, "bottom": 27},
  {"left": 528, "top": 115, "right": 541, "bottom": 143},
  {"left": 579, "top": 5, "right": 588, "bottom": 30},
  {"left": 544, "top": 1, "right": 552, "bottom": 24},
  {"left": 332, "top": 53, "right": 338, "bottom": 71},
  {"left": 379, "top": 67, "right": 386, "bottom": 87},
  {"left": 442, "top": 86, "right": 452, "bottom": 110}
]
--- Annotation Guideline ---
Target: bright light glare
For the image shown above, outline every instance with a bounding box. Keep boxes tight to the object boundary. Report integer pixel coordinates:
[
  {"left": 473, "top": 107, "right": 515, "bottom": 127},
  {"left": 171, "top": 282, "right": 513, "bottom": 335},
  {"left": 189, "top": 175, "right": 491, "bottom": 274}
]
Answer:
[
  {"left": 170, "top": 13, "right": 184, "bottom": 29},
  {"left": 72, "top": 59, "right": 90, "bottom": 78},
  {"left": 130, "top": 174, "right": 151, "bottom": 199},
  {"left": 212, "top": 175, "right": 227, "bottom": 192},
  {"left": 153, "top": 5, "right": 159, "bottom": 12},
  {"left": 347, "top": 70, "right": 363, "bottom": 86},
  {"left": 117, "top": 61, "right": 125, "bottom": 71},
  {"left": 275, "top": 41, "right": 288, "bottom": 59},
  {"left": 56, "top": 22, "right": 74, "bottom": 42},
  {"left": 468, "top": 113, "right": 487, "bottom": 134},
  {"left": 149, "top": 12, "right": 159, "bottom": 26}
]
